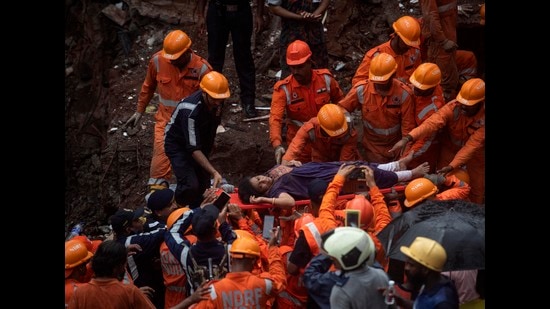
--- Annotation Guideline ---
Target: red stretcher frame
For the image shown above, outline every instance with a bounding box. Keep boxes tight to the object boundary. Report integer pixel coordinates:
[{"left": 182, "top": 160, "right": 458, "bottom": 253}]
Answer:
[{"left": 229, "top": 185, "right": 406, "bottom": 210}]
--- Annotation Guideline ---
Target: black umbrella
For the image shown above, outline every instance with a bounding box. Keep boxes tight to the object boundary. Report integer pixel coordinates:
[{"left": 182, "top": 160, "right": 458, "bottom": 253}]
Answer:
[{"left": 377, "top": 199, "right": 485, "bottom": 271}]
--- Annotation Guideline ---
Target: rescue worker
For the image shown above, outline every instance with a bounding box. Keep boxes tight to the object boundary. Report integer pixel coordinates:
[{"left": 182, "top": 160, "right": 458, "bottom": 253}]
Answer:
[
  {"left": 65, "top": 239, "right": 94, "bottom": 307},
  {"left": 67, "top": 240, "right": 157, "bottom": 309},
  {"left": 196, "top": 0, "right": 264, "bottom": 118},
  {"left": 109, "top": 208, "right": 167, "bottom": 308},
  {"left": 419, "top": 0, "right": 460, "bottom": 102},
  {"left": 269, "top": 40, "right": 344, "bottom": 165},
  {"left": 145, "top": 188, "right": 178, "bottom": 231},
  {"left": 164, "top": 71, "right": 230, "bottom": 208},
  {"left": 390, "top": 78, "right": 485, "bottom": 203},
  {"left": 403, "top": 171, "right": 471, "bottom": 208},
  {"left": 338, "top": 52, "right": 416, "bottom": 163},
  {"left": 192, "top": 229, "right": 287, "bottom": 308},
  {"left": 267, "top": 0, "right": 330, "bottom": 79},
  {"left": 352, "top": 15, "right": 422, "bottom": 86},
  {"left": 395, "top": 237, "right": 460, "bottom": 308},
  {"left": 163, "top": 203, "right": 237, "bottom": 296},
  {"left": 124, "top": 30, "right": 212, "bottom": 194},
  {"left": 322, "top": 227, "right": 389, "bottom": 308},
  {"left": 160, "top": 207, "right": 196, "bottom": 308},
  {"left": 402, "top": 62, "right": 446, "bottom": 172},
  {"left": 281, "top": 104, "right": 362, "bottom": 165}
]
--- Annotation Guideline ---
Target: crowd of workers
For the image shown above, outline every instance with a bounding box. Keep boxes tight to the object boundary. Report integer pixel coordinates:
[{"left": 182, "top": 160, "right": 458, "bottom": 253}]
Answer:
[{"left": 66, "top": 1, "right": 485, "bottom": 308}]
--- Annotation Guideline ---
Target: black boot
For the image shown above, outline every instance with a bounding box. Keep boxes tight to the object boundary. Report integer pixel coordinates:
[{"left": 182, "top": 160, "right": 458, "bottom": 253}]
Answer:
[{"left": 243, "top": 104, "right": 257, "bottom": 118}]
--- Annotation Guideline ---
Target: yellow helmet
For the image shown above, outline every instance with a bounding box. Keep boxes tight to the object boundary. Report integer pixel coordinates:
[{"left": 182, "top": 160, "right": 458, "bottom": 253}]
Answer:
[
  {"left": 409, "top": 63, "right": 441, "bottom": 90},
  {"left": 162, "top": 30, "right": 192, "bottom": 60},
  {"left": 404, "top": 178, "right": 438, "bottom": 208},
  {"left": 456, "top": 78, "right": 485, "bottom": 106},
  {"left": 200, "top": 71, "right": 231, "bottom": 99},
  {"left": 392, "top": 16, "right": 421, "bottom": 47},
  {"left": 400, "top": 236, "right": 447, "bottom": 272},
  {"left": 317, "top": 104, "right": 348, "bottom": 137},
  {"left": 369, "top": 53, "right": 397, "bottom": 83}
]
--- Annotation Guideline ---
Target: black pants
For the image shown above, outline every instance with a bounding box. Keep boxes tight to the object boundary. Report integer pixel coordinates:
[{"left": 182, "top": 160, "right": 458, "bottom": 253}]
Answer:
[{"left": 206, "top": 1, "right": 256, "bottom": 108}]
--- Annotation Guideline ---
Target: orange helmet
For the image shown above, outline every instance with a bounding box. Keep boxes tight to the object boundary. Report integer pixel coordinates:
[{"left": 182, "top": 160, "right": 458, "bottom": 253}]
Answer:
[
  {"left": 345, "top": 195, "right": 374, "bottom": 229},
  {"left": 65, "top": 239, "right": 93, "bottom": 278},
  {"left": 404, "top": 178, "right": 438, "bottom": 207},
  {"left": 229, "top": 237, "right": 261, "bottom": 259},
  {"left": 369, "top": 53, "right": 397, "bottom": 83},
  {"left": 392, "top": 16, "right": 421, "bottom": 47},
  {"left": 449, "top": 168, "right": 470, "bottom": 184},
  {"left": 286, "top": 40, "right": 312, "bottom": 65},
  {"left": 409, "top": 63, "right": 441, "bottom": 90},
  {"left": 167, "top": 207, "right": 191, "bottom": 229},
  {"left": 294, "top": 213, "right": 315, "bottom": 237},
  {"left": 200, "top": 71, "right": 230, "bottom": 99},
  {"left": 72, "top": 235, "right": 93, "bottom": 252},
  {"left": 162, "top": 30, "right": 192, "bottom": 60},
  {"left": 456, "top": 78, "right": 485, "bottom": 106},
  {"left": 234, "top": 229, "right": 256, "bottom": 240},
  {"left": 317, "top": 104, "right": 348, "bottom": 137},
  {"left": 479, "top": 4, "right": 485, "bottom": 25}
]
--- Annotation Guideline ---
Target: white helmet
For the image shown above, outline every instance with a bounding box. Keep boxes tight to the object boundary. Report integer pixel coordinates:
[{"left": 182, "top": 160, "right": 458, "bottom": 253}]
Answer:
[{"left": 321, "top": 226, "right": 375, "bottom": 270}]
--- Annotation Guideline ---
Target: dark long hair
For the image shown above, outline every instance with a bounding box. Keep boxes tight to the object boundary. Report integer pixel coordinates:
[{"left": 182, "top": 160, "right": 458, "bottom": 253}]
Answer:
[{"left": 238, "top": 176, "right": 260, "bottom": 204}]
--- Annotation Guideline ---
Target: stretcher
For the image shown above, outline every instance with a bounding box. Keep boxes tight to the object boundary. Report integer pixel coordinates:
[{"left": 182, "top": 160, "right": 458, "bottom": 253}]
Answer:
[{"left": 228, "top": 184, "right": 407, "bottom": 210}]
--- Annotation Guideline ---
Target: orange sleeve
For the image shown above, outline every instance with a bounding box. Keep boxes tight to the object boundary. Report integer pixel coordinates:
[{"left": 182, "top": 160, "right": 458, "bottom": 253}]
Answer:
[
  {"left": 337, "top": 83, "right": 362, "bottom": 113},
  {"left": 449, "top": 125, "right": 485, "bottom": 169},
  {"left": 409, "top": 102, "right": 454, "bottom": 142},
  {"left": 436, "top": 174, "right": 471, "bottom": 201},
  {"left": 259, "top": 246, "right": 287, "bottom": 295},
  {"left": 369, "top": 186, "right": 392, "bottom": 234},
  {"left": 338, "top": 130, "right": 362, "bottom": 161},
  {"left": 399, "top": 83, "right": 417, "bottom": 136},
  {"left": 136, "top": 55, "right": 159, "bottom": 114},
  {"left": 282, "top": 121, "right": 314, "bottom": 162},
  {"left": 269, "top": 81, "right": 289, "bottom": 148},
  {"left": 317, "top": 174, "right": 345, "bottom": 231},
  {"left": 351, "top": 52, "right": 374, "bottom": 86}
]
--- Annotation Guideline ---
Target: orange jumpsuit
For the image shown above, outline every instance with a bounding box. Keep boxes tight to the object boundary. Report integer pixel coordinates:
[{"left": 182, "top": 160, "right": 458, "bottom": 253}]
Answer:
[
  {"left": 408, "top": 100, "right": 485, "bottom": 203},
  {"left": 192, "top": 246, "right": 287, "bottom": 309},
  {"left": 160, "top": 234, "right": 197, "bottom": 308},
  {"left": 352, "top": 38, "right": 422, "bottom": 86},
  {"left": 67, "top": 278, "right": 156, "bottom": 309},
  {"left": 276, "top": 246, "right": 307, "bottom": 308},
  {"left": 282, "top": 117, "right": 362, "bottom": 163},
  {"left": 420, "top": 0, "right": 459, "bottom": 100},
  {"left": 269, "top": 69, "right": 344, "bottom": 163},
  {"left": 65, "top": 279, "right": 86, "bottom": 307},
  {"left": 136, "top": 51, "right": 212, "bottom": 186},
  {"left": 338, "top": 79, "right": 416, "bottom": 163},
  {"left": 434, "top": 174, "right": 471, "bottom": 201},
  {"left": 403, "top": 84, "right": 446, "bottom": 172},
  {"left": 282, "top": 173, "right": 344, "bottom": 308},
  {"left": 365, "top": 186, "right": 393, "bottom": 270}
]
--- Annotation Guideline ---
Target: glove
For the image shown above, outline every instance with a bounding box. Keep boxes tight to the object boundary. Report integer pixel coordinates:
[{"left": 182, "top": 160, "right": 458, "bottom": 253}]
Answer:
[
  {"left": 436, "top": 165, "right": 453, "bottom": 175},
  {"left": 274, "top": 146, "right": 286, "bottom": 165},
  {"left": 124, "top": 112, "right": 143, "bottom": 128},
  {"left": 424, "top": 173, "right": 445, "bottom": 186},
  {"left": 442, "top": 39, "right": 458, "bottom": 53}
]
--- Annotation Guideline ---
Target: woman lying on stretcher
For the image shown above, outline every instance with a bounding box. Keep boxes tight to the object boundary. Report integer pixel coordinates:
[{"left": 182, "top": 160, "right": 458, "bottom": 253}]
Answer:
[{"left": 237, "top": 152, "right": 429, "bottom": 209}]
